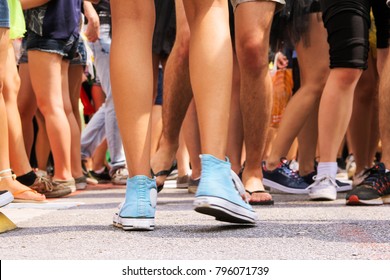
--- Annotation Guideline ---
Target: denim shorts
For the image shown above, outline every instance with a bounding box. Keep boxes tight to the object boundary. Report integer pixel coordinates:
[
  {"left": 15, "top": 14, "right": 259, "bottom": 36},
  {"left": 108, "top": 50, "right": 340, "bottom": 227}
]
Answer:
[
  {"left": 18, "top": 35, "right": 28, "bottom": 64},
  {"left": 70, "top": 38, "right": 87, "bottom": 66},
  {"left": 0, "top": 0, "right": 10, "bottom": 28},
  {"left": 26, "top": 31, "right": 79, "bottom": 60}
]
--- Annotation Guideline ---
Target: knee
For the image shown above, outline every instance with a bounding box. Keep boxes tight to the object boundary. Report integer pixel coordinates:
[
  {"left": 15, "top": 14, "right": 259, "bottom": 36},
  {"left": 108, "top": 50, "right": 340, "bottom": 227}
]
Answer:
[
  {"left": 236, "top": 36, "right": 269, "bottom": 74},
  {"left": 333, "top": 68, "right": 362, "bottom": 89},
  {"left": 36, "top": 99, "right": 62, "bottom": 117}
]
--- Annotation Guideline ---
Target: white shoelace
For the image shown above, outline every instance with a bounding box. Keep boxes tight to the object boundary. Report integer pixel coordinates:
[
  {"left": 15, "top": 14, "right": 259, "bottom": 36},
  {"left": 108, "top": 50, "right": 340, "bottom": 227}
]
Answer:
[{"left": 231, "top": 170, "right": 248, "bottom": 203}]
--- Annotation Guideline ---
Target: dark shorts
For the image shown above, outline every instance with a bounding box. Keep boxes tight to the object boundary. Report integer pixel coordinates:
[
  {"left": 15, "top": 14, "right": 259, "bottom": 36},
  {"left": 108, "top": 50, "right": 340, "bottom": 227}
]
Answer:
[
  {"left": 321, "top": 0, "right": 389, "bottom": 69},
  {"left": 0, "top": 0, "right": 9, "bottom": 28},
  {"left": 18, "top": 35, "right": 28, "bottom": 64},
  {"left": 70, "top": 38, "right": 87, "bottom": 66},
  {"left": 152, "top": 0, "right": 176, "bottom": 58},
  {"left": 26, "top": 30, "right": 79, "bottom": 60},
  {"left": 154, "top": 67, "right": 163, "bottom": 106}
]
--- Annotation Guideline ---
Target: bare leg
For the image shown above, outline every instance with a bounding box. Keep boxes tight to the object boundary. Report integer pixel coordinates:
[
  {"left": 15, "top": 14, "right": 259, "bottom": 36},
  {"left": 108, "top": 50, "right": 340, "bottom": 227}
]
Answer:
[
  {"left": 184, "top": 0, "right": 256, "bottom": 223},
  {"left": 92, "top": 140, "right": 108, "bottom": 171},
  {"left": 68, "top": 64, "right": 84, "bottom": 129},
  {"left": 34, "top": 110, "right": 50, "bottom": 171},
  {"left": 184, "top": 0, "right": 232, "bottom": 159},
  {"left": 0, "top": 29, "right": 44, "bottom": 201},
  {"left": 266, "top": 14, "right": 329, "bottom": 170},
  {"left": 318, "top": 68, "right": 362, "bottom": 163},
  {"left": 110, "top": 0, "right": 155, "bottom": 177},
  {"left": 377, "top": 48, "right": 390, "bottom": 166},
  {"left": 28, "top": 50, "right": 73, "bottom": 181},
  {"left": 17, "top": 63, "right": 37, "bottom": 158},
  {"left": 3, "top": 43, "right": 31, "bottom": 176},
  {"left": 150, "top": 0, "right": 193, "bottom": 186},
  {"left": 176, "top": 130, "right": 191, "bottom": 177},
  {"left": 150, "top": 55, "right": 163, "bottom": 156},
  {"left": 226, "top": 52, "right": 243, "bottom": 174},
  {"left": 347, "top": 52, "right": 379, "bottom": 173},
  {"left": 235, "top": 2, "right": 275, "bottom": 201},
  {"left": 64, "top": 62, "right": 84, "bottom": 179},
  {"left": 297, "top": 107, "right": 319, "bottom": 176},
  {"left": 150, "top": 105, "right": 163, "bottom": 156},
  {"left": 91, "top": 83, "right": 105, "bottom": 112},
  {"left": 182, "top": 100, "right": 201, "bottom": 180}
]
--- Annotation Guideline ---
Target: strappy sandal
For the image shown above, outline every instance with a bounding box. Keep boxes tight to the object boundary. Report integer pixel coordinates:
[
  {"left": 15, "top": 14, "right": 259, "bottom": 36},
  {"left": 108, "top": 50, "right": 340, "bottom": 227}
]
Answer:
[
  {"left": 12, "top": 189, "right": 47, "bottom": 203},
  {"left": 0, "top": 169, "right": 46, "bottom": 203},
  {"left": 245, "top": 190, "right": 274, "bottom": 205},
  {"left": 151, "top": 161, "right": 177, "bottom": 193}
]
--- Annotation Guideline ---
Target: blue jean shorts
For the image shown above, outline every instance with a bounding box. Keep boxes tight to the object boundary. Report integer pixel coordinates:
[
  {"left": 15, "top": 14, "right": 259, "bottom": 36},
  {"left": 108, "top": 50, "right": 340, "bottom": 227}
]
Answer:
[
  {"left": 0, "top": 0, "right": 10, "bottom": 28},
  {"left": 26, "top": 31, "right": 79, "bottom": 60},
  {"left": 70, "top": 38, "right": 87, "bottom": 66}
]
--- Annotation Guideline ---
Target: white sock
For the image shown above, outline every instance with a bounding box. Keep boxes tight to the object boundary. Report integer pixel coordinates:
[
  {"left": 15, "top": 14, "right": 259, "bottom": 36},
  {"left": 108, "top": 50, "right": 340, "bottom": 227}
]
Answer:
[{"left": 317, "top": 162, "right": 337, "bottom": 179}]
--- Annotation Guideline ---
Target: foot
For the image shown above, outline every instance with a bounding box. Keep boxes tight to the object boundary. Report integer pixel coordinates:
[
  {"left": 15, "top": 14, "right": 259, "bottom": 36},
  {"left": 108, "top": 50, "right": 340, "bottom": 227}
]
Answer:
[
  {"left": 346, "top": 163, "right": 390, "bottom": 206},
  {"left": 242, "top": 168, "right": 273, "bottom": 205},
  {"left": 301, "top": 171, "right": 352, "bottom": 192},
  {"left": 263, "top": 159, "right": 309, "bottom": 194},
  {"left": 150, "top": 145, "right": 177, "bottom": 188},
  {"left": 308, "top": 175, "right": 337, "bottom": 201},
  {"left": 193, "top": 155, "right": 257, "bottom": 224},
  {"left": 115, "top": 175, "right": 157, "bottom": 231},
  {"left": 0, "top": 176, "right": 46, "bottom": 202}
]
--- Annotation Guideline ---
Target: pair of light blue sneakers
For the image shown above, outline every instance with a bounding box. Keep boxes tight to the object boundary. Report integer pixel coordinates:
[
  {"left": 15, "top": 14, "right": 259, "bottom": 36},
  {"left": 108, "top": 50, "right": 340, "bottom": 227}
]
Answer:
[{"left": 113, "top": 155, "right": 257, "bottom": 231}]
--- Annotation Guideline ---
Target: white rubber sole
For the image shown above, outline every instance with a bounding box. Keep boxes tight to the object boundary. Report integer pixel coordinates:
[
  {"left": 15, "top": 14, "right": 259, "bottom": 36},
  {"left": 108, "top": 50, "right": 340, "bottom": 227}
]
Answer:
[
  {"left": 114, "top": 216, "right": 155, "bottom": 231},
  {"left": 263, "top": 178, "right": 309, "bottom": 194},
  {"left": 0, "top": 191, "right": 14, "bottom": 208},
  {"left": 194, "top": 196, "right": 257, "bottom": 224},
  {"left": 309, "top": 190, "right": 337, "bottom": 201},
  {"left": 347, "top": 194, "right": 390, "bottom": 206},
  {"left": 113, "top": 207, "right": 154, "bottom": 231}
]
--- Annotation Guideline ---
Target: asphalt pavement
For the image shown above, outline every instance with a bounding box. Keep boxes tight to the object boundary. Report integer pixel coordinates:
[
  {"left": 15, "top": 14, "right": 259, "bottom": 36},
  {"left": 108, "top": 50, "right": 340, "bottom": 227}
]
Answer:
[{"left": 1, "top": 178, "right": 390, "bottom": 260}]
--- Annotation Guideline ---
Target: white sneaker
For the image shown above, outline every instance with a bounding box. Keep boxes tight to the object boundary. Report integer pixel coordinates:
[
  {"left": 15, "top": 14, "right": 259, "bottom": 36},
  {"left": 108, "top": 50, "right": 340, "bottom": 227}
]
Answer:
[
  {"left": 111, "top": 168, "right": 128, "bottom": 185},
  {"left": 308, "top": 175, "right": 337, "bottom": 201}
]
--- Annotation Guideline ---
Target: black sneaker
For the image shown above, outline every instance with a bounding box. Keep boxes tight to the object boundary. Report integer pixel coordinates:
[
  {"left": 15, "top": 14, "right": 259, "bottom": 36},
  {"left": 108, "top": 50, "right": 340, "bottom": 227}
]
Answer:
[
  {"left": 346, "top": 162, "right": 390, "bottom": 206},
  {"left": 0, "top": 190, "right": 13, "bottom": 208},
  {"left": 302, "top": 171, "right": 352, "bottom": 192},
  {"left": 262, "top": 159, "right": 309, "bottom": 194},
  {"left": 89, "top": 167, "right": 111, "bottom": 184}
]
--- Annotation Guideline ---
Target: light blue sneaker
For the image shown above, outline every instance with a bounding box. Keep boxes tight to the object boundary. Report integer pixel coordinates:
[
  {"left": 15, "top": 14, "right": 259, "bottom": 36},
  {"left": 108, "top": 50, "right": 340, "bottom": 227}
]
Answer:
[
  {"left": 194, "top": 154, "right": 257, "bottom": 224},
  {"left": 115, "top": 175, "right": 157, "bottom": 231}
]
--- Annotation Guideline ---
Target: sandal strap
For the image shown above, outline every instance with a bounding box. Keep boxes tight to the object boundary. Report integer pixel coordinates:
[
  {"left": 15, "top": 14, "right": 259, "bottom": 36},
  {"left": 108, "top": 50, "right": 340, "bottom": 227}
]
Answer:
[
  {"left": 0, "top": 168, "right": 12, "bottom": 175},
  {"left": 151, "top": 161, "right": 177, "bottom": 177},
  {"left": 0, "top": 173, "right": 16, "bottom": 181},
  {"left": 245, "top": 189, "right": 267, "bottom": 195},
  {"left": 13, "top": 187, "right": 39, "bottom": 196}
]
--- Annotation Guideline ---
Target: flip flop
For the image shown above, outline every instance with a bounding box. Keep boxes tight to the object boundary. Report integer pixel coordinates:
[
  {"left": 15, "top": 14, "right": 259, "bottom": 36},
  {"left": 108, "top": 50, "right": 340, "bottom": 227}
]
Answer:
[
  {"left": 12, "top": 188, "right": 47, "bottom": 203},
  {"left": 151, "top": 161, "right": 177, "bottom": 193},
  {"left": 245, "top": 190, "right": 274, "bottom": 205}
]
